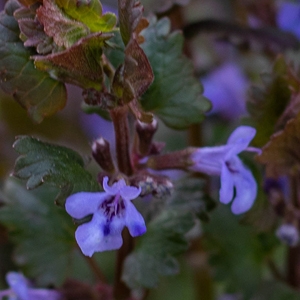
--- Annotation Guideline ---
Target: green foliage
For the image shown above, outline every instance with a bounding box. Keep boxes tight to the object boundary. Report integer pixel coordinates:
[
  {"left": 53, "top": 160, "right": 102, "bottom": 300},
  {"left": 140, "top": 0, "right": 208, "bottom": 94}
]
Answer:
[
  {"left": 141, "top": 17, "right": 211, "bottom": 129},
  {"left": 203, "top": 206, "right": 272, "bottom": 297},
  {"left": 0, "top": 0, "right": 67, "bottom": 123},
  {"left": 123, "top": 177, "right": 212, "bottom": 288},
  {"left": 0, "top": 178, "right": 85, "bottom": 286},
  {"left": 55, "top": 0, "right": 117, "bottom": 33},
  {"left": 13, "top": 136, "right": 99, "bottom": 206},
  {"left": 247, "top": 56, "right": 295, "bottom": 146}
]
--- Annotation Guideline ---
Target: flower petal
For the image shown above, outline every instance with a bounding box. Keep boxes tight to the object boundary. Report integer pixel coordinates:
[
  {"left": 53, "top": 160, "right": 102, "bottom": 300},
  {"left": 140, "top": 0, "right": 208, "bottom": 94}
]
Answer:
[
  {"left": 120, "top": 186, "right": 141, "bottom": 201},
  {"left": 6, "top": 272, "right": 29, "bottom": 300},
  {"left": 124, "top": 201, "right": 146, "bottom": 237},
  {"left": 103, "top": 176, "right": 126, "bottom": 195},
  {"left": 95, "top": 216, "right": 125, "bottom": 252},
  {"left": 219, "top": 162, "right": 234, "bottom": 204},
  {"left": 65, "top": 192, "right": 107, "bottom": 219},
  {"left": 226, "top": 126, "right": 256, "bottom": 156},
  {"left": 75, "top": 214, "right": 105, "bottom": 257},
  {"left": 189, "top": 146, "right": 229, "bottom": 175},
  {"left": 230, "top": 157, "right": 257, "bottom": 214}
]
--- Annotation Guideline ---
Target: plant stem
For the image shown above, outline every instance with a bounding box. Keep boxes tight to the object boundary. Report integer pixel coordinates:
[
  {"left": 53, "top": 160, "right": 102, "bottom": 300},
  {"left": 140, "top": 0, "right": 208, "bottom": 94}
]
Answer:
[
  {"left": 110, "top": 105, "right": 134, "bottom": 299},
  {"left": 84, "top": 256, "right": 107, "bottom": 283},
  {"left": 113, "top": 229, "right": 134, "bottom": 300},
  {"left": 110, "top": 106, "right": 133, "bottom": 176}
]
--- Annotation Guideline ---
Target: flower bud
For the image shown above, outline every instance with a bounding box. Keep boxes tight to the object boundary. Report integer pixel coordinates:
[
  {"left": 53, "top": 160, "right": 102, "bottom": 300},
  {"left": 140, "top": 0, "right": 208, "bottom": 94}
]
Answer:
[
  {"left": 92, "top": 137, "right": 115, "bottom": 173},
  {"left": 135, "top": 119, "right": 158, "bottom": 156},
  {"left": 276, "top": 223, "right": 299, "bottom": 246}
]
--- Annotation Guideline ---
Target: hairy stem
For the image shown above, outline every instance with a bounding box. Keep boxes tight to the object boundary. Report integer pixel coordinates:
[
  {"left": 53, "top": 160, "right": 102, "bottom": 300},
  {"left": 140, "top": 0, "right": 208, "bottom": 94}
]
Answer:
[
  {"left": 110, "top": 106, "right": 134, "bottom": 299},
  {"left": 110, "top": 106, "right": 133, "bottom": 176},
  {"left": 84, "top": 256, "right": 107, "bottom": 283}
]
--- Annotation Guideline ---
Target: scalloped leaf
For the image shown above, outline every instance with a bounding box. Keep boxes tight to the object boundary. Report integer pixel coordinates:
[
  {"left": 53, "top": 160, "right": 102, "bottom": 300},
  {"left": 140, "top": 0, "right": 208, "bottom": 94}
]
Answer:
[
  {"left": 55, "top": 0, "right": 117, "bottom": 33},
  {"left": 0, "top": 178, "right": 92, "bottom": 286},
  {"left": 13, "top": 136, "right": 100, "bottom": 205},
  {"left": 34, "top": 32, "right": 112, "bottom": 90},
  {"left": 0, "top": 0, "right": 67, "bottom": 123},
  {"left": 140, "top": 17, "right": 211, "bottom": 129},
  {"left": 118, "top": 0, "right": 149, "bottom": 45},
  {"left": 37, "top": 0, "right": 90, "bottom": 48}
]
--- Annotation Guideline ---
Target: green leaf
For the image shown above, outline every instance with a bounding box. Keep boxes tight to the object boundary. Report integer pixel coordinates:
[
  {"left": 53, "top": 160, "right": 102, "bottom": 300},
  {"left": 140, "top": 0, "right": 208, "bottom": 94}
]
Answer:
[
  {"left": 0, "top": 178, "right": 87, "bottom": 286},
  {"left": 140, "top": 17, "right": 211, "bottom": 129},
  {"left": 246, "top": 56, "right": 294, "bottom": 146},
  {"left": 203, "top": 206, "right": 269, "bottom": 297},
  {"left": 37, "top": 0, "right": 90, "bottom": 48},
  {"left": 0, "top": 0, "right": 67, "bottom": 123},
  {"left": 123, "top": 209, "right": 194, "bottom": 288},
  {"left": 13, "top": 136, "right": 100, "bottom": 205},
  {"left": 34, "top": 32, "right": 112, "bottom": 90},
  {"left": 257, "top": 112, "right": 300, "bottom": 177},
  {"left": 123, "top": 177, "right": 212, "bottom": 288},
  {"left": 55, "top": 0, "right": 117, "bottom": 33}
]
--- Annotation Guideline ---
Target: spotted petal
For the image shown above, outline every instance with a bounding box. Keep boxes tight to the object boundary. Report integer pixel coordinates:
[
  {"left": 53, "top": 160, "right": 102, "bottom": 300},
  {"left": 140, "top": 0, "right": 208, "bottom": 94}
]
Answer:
[
  {"left": 65, "top": 192, "right": 107, "bottom": 219},
  {"left": 124, "top": 201, "right": 146, "bottom": 237},
  {"left": 75, "top": 214, "right": 106, "bottom": 257}
]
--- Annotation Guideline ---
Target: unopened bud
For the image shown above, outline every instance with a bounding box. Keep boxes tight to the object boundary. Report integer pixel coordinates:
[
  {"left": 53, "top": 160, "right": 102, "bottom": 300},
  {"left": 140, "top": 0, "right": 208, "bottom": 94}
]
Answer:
[
  {"left": 135, "top": 119, "right": 158, "bottom": 156},
  {"left": 92, "top": 138, "right": 115, "bottom": 173},
  {"left": 276, "top": 223, "right": 299, "bottom": 247}
]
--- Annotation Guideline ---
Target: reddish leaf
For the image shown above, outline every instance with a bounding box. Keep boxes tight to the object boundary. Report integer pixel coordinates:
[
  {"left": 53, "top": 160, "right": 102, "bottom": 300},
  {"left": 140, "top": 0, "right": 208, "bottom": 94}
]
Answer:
[
  {"left": 257, "top": 113, "right": 300, "bottom": 177},
  {"left": 34, "top": 32, "right": 113, "bottom": 90}
]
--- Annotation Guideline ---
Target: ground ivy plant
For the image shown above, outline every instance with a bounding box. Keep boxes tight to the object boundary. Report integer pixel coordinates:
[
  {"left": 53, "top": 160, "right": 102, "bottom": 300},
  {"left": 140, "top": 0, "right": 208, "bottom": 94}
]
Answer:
[{"left": 0, "top": 0, "right": 300, "bottom": 299}]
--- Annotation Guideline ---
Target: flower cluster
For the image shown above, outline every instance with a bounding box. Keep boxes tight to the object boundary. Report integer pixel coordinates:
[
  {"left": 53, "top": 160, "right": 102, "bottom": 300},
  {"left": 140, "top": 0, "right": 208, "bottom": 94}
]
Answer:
[{"left": 66, "top": 177, "right": 146, "bottom": 257}]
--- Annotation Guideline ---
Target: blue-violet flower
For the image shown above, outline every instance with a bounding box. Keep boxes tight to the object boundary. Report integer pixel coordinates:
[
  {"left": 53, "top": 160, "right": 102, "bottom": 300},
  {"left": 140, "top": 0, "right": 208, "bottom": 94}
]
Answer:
[
  {"left": 66, "top": 177, "right": 146, "bottom": 257},
  {"left": 0, "top": 272, "right": 61, "bottom": 300},
  {"left": 189, "top": 126, "right": 260, "bottom": 214}
]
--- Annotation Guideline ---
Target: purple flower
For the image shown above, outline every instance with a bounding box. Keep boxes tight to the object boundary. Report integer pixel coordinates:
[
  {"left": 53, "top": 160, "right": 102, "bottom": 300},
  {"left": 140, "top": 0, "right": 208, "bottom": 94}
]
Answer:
[
  {"left": 277, "top": 2, "right": 300, "bottom": 39},
  {"left": 202, "top": 63, "right": 248, "bottom": 120},
  {"left": 66, "top": 177, "right": 146, "bottom": 257},
  {"left": 0, "top": 272, "right": 61, "bottom": 300},
  {"left": 189, "top": 126, "right": 260, "bottom": 214}
]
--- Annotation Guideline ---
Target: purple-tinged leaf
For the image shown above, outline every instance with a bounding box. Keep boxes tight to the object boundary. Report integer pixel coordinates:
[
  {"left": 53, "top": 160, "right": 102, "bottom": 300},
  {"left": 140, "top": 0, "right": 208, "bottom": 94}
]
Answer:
[
  {"left": 0, "top": 0, "right": 67, "bottom": 123},
  {"left": 118, "top": 0, "right": 149, "bottom": 45},
  {"left": 257, "top": 112, "right": 300, "bottom": 177},
  {"left": 34, "top": 32, "right": 113, "bottom": 90},
  {"left": 37, "top": 0, "right": 90, "bottom": 48},
  {"left": 14, "top": 5, "right": 58, "bottom": 54},
  {"left": 247, "top": 56, "right": 299, "bottom": 146},
  {"left": 18, "top": 0, "right": 42, "bottom": 7}
]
